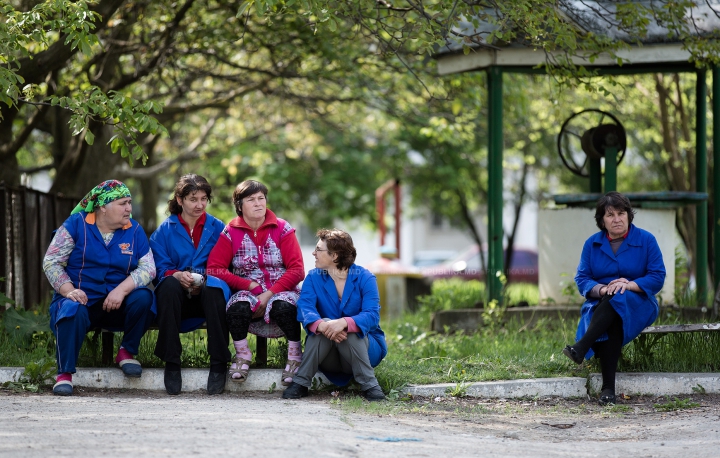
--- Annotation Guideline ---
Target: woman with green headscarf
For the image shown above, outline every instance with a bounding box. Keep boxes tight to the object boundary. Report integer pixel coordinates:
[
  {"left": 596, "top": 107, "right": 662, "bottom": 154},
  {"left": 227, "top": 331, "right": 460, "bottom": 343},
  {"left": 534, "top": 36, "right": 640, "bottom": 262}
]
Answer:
[{"left": 43, "top": 180, "right": 156, "bottom": 396}]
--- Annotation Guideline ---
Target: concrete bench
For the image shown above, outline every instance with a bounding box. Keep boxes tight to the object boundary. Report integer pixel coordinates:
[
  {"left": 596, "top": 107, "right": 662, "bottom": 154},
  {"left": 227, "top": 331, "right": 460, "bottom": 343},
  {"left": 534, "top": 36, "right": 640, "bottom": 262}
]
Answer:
[
  {"left": 99, "top": 325, "right": 269, "bottom": 367},
  {"left": 640, "top": 322, "right": 720, "bottom": 334}
]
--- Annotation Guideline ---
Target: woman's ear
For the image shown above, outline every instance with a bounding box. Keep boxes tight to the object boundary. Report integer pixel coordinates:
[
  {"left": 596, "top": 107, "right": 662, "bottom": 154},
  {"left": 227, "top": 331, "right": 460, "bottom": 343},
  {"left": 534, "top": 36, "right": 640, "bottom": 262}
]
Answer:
[{"left": 176, "top": 196, "right": 183, "bottom": 206}]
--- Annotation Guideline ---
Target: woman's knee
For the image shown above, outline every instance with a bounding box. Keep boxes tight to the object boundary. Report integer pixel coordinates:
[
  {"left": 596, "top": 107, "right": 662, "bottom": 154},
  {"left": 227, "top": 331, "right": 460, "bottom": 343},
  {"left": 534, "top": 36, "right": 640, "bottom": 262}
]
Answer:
[
  {"left": 125, "top": 288, "right": 154, "bottom": 312},
  {"left": 227, "top": 301, "right": 252, "bottom": 318},
  {"left": 155, "top": 276, "right": 185, "bottom": 298},
  {"left": 269, "top": 300, "right": 296, "bottom": 319}
]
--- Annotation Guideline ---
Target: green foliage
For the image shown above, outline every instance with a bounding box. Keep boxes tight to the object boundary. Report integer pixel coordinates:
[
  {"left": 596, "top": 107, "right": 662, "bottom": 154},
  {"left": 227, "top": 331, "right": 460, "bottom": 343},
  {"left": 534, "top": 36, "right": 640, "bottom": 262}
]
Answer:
[
  {"left": 674, "top": 245, "right": 693, "bottom": 306},
  {"left": 386, "top": 383, "right": 409, "bottom": 401},
  {"left": 2, "top": 307, "right": 51, "bottom": 349},
  {"left": 621, "top": 331, "right": 720, "bottom": 373},
  {"left": 604, "top": 404, "right": 632, "bottom": 413},
  {"left": 691, "top": 384, "right": 706, "bottom": 395},
  {"left": 416, "top": 279, "right": 485, "bottom": 313},
  {"left": 416, "top": 279, "right": 539, "bottom": 314},
  {"left": 378, "top": 309, "right": 581, "bottom": 389},
  {"left": 1, "top": 357, "right": 55, "bottom": 393},
  {"left": 0, "top": 277, "right": 14, "bottom": 306},
  {"left": 1, "top": 0, "right": 165, "bottom": 155},
  {"left": 653, "top": 397, "right": 700, "bottom": 412},
  {"left": 504, "top": 283, "right": 539, "bottom": 307},
  {"left": 445, "top": 382, "right": 470, "bottom": 398}
]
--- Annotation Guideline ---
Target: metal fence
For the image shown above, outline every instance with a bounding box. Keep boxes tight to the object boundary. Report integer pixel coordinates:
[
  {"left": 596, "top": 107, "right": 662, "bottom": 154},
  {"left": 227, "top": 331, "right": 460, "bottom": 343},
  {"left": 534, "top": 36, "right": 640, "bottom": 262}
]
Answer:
[{"left": 1, "top": 185, "right": 78, "bottom": 309}]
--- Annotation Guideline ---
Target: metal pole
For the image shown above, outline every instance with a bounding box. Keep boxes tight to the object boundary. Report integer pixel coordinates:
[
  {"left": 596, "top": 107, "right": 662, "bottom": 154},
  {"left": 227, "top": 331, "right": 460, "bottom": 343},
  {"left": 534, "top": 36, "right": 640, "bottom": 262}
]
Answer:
[
  {"left": 589, "top": 159, "right": 602, "bottom": 193},
  {"left": 487, "top": 66, "right": 504, "bottom": 304},
  {"left": 604, "top": 147, "right": 617, "bottom": 193},
  {"left": 394, "top": 179, "right": 401, "bottom": 259},
  {"left": 713, "top": 64, "right": 720, "bottom": 318},
  {"left": 696, "top": 69, "right": 708, "bottom": 307}
]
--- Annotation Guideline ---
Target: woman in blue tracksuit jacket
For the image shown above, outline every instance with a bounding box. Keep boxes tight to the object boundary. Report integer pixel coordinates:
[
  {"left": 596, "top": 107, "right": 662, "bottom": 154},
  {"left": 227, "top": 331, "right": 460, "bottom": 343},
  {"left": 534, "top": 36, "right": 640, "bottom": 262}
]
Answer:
[
  {"left": 150, "top": 174, "right": 230, "bottom": 395},
  {"left": 43, "top": 180, "right": 156, "bottom": 396},
  {"left": 282, "top": 229, "right": 388, "bottom": 401}
]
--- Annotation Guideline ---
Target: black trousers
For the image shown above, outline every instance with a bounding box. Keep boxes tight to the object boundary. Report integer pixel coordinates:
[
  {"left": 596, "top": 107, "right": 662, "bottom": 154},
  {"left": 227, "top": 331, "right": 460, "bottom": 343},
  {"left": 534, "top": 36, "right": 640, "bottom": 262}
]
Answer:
[
  {"left": 227, "top": 300, "right": 301, "bottom": 342},
  {"left": 153, "top": 276, "right": 231, "bottom": 367},
  {"left": 575, "top": 295, "right": 624, "bottom": 393}
]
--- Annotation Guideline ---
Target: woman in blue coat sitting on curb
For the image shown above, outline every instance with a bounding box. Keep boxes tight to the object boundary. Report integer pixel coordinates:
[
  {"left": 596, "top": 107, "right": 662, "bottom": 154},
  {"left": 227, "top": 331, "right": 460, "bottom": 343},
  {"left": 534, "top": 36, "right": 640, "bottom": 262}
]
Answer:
[
  {"left": 150, "top": 174, "right": 230, "bottom": 396},
  {"left": 562, "top": 191, "right": 666, "bottom": 405},
  {"left": 283, "top": 228, "right": 387, "bottom": 402},
  {"left": 43, "top": 180, "right": 156, "bottom": 396}
]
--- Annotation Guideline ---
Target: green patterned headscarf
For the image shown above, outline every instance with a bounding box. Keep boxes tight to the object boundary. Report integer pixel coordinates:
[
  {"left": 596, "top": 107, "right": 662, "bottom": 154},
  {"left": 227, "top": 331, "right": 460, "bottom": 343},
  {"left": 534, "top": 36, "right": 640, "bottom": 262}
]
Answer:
[{"left": 71, "top": 180, "right": 132, "bottom": 215}]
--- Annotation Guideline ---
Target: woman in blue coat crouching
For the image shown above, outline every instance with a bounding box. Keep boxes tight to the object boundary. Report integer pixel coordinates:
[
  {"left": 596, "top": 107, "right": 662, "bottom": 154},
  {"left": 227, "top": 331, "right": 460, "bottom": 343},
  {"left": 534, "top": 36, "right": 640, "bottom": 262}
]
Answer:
[{"left": 283, "top": 228, "right": 387, "bottom": 401}]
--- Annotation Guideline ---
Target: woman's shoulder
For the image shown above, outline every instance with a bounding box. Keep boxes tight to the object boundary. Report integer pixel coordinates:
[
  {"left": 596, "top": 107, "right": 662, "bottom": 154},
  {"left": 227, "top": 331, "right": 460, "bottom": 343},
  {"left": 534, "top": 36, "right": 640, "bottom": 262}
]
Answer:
[
  {"left": 628, "top": 225, "right": 658, "bottom": 243},
  {"left": 64, "top": 211, "right": 85, "bottom": 225},
  {"left": 305, "top": 268, "right": 328, "bottom": 280},
  {"left": 155, "top": 214, "right": 179, "bottom": 230},
  {"left": 127, "top": 218, "right": 146, "bottom": 233},
  {"left": 226, "top": 216, "right": 248, "bottom": 233},
  {"left": 586, "top": 229, "right": 605, "bottom": 241},
  {"left": 204, "top": 212, "right": 226, "bottom": 230},
  {"left": 349, "top": 264, "right": 374, "bottom": 280}
]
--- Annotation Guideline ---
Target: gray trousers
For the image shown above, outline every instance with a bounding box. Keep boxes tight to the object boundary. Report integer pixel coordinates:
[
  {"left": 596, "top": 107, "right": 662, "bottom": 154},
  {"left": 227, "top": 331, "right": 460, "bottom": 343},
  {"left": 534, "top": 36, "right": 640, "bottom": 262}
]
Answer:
[{"left": 294, "top": 333, "right": 379, "bottom": 391}]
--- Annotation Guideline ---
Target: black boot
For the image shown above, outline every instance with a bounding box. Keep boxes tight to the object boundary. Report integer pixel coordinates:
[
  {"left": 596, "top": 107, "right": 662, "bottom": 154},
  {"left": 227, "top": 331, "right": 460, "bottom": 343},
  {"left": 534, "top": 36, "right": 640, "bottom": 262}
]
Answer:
[
  {"left": 282, "top": 382, "right": 309, "bottom": 399},
  {"left": 164, "top": 367, "right": 182, "bottom": 395},
  {"left": 207, "top": 371, "right": 226, "bottom": 395}
]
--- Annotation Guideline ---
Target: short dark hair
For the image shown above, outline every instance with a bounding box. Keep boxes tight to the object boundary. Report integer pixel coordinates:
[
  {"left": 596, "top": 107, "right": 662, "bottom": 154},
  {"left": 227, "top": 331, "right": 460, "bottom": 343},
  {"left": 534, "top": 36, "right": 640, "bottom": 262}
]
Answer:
[
  {"left": 167, "top": 174, "right": 213, "bottom": 215},
  {"left": 317, "top": 228, "right": 356, "bottom": 270},
  {"left": 594, "top": 191, "right": 635, "bottom": 231},
  {"left": 233, "top": 180, "right": 269, "bottom": 216}
]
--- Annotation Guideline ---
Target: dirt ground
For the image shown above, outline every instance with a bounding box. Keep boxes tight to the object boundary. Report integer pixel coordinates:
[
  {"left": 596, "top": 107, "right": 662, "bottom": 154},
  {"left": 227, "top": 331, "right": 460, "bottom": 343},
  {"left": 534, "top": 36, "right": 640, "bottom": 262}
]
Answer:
[{"left": 1, "top": 388, "right": 719, "bottom": 457}]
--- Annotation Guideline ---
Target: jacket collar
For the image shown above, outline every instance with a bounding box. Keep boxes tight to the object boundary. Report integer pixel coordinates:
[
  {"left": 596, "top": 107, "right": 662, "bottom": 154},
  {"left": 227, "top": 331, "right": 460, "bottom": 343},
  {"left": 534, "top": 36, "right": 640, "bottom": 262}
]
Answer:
[
  {"left": 595, "top": 223, "right": 641, "bottom": 258},
  {"left": 229, "top": 209, "right": 278, "bottom": 231},
  {"left": 321, "top": 264, "right": 358, "bottom": 306}
]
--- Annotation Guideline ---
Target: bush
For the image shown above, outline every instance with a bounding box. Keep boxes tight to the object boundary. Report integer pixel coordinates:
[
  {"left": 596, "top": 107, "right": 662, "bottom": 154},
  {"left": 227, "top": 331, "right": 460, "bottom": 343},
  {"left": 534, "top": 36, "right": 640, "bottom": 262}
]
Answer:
[
  {"left": 416, "top": 279, "right": 539, "bottom": 314},
  {"left": 416, "top": 279, "right": 485, "bottom": 313}
]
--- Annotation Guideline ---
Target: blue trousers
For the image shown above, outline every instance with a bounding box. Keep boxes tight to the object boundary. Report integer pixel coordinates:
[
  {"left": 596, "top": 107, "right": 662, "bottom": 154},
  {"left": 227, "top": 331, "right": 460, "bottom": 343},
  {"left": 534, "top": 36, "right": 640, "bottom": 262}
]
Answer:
[{"left": 53, "top": 288, "right": 154, "bottom": 374}]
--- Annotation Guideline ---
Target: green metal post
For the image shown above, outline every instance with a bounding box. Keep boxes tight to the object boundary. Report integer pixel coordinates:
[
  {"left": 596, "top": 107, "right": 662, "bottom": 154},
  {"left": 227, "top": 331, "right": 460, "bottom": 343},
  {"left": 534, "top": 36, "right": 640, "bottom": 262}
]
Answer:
[
  {"left": 487, "top": 66, "right": 504, "bottom": 305},
  {"left": 713, "top": 64, "right": 720, "bottom": 317},
  {"left": 604, "top": 147, "right": 617, "bottom": 193},
  {"left": 696, "top": 69, "right": 708, "bottom": 307},
  {"left": 589, "top": 159, "right": 602, "bottom": 193}
]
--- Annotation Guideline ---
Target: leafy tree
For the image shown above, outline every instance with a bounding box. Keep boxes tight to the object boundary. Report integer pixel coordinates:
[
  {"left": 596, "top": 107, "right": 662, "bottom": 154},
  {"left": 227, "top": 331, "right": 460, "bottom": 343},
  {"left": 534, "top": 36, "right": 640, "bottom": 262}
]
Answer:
[{"left": 1, "top": 0, "right": 716, "bottom": 282}]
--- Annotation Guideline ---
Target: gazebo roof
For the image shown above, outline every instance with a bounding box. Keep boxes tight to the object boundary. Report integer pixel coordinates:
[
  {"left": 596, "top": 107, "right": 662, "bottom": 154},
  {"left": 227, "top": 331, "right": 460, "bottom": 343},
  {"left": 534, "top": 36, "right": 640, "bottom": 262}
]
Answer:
[{"left": 435, "top": 1, "right": 720, "bottom": 75}]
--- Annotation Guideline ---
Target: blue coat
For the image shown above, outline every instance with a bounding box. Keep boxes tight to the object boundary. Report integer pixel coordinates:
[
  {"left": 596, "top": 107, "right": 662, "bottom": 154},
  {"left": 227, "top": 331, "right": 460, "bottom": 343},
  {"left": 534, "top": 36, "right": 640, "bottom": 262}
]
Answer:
[
  {"left": 49, "top": 212, "right": 152, "bottom": 329},
  {"left": 574, "top": 224, "right": 666, "bottom": 358},
  {"left": 150, "top": 212, "right": 226, "bottom": 331},
  {"left": 150, "top": 212, "right": 225, "bottom": 281},
  {"left": 297, "top": 264, "right": 387, "bottom": 385}
]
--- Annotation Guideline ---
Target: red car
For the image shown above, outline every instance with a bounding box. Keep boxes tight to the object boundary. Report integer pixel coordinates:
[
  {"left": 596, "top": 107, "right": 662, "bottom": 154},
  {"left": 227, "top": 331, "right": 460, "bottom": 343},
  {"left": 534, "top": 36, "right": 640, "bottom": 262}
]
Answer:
[{"left": 421, "top": 245, "right": 538, "bottom": 284}]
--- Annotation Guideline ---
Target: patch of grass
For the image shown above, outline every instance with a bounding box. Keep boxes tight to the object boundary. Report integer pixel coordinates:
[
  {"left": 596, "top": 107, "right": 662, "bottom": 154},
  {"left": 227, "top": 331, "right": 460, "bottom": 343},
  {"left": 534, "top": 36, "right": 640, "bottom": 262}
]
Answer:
[
  {"left": 445, "top": 382, "right": 470, "bottom": 398},
  {"left": 0, "top": 310, "right": 293, "bottom": 370},
  {"left": 653, "top": 397, "right": 700, "bottom": 411},
  {"left": 603, "top": 404, "right": 632, "bottom": 413},
  {"left": 416, "top": 279, "right": 486, "bottom": 313},
  {"left": 504, "top": 283, "right": 540, "bottom": 307},
  {"left": 376, "top": 310, "right": 585, "bottom": 389},
  {"left": 1, "top": 356, "right": 55, "bottom": 393},
  {"left": 621, "top": 331, "right": 720, "bottom": 373}
]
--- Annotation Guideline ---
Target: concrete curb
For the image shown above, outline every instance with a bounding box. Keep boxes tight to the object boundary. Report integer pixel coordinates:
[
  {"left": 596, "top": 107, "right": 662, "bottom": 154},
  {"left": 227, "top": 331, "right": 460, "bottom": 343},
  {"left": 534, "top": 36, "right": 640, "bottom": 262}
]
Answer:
[
  {"left": 0, "top": 367, "right": 331, "bottom": 393},
  {"left": 588, "top": 372, "right": 720, "bottom": 396},
  {"left": 402, "top": 377, "right": 587, "bottom": 398},
  {"left": 2, "top": 368, "right": 719, "bottom": 397}
]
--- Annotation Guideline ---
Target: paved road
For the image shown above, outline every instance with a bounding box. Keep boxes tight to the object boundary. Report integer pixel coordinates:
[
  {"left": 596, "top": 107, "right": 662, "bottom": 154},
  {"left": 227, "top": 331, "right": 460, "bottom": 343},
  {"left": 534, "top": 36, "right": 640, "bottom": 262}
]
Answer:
[{"left": 1, "top": 390, "right": 719, "bottom": 457}]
